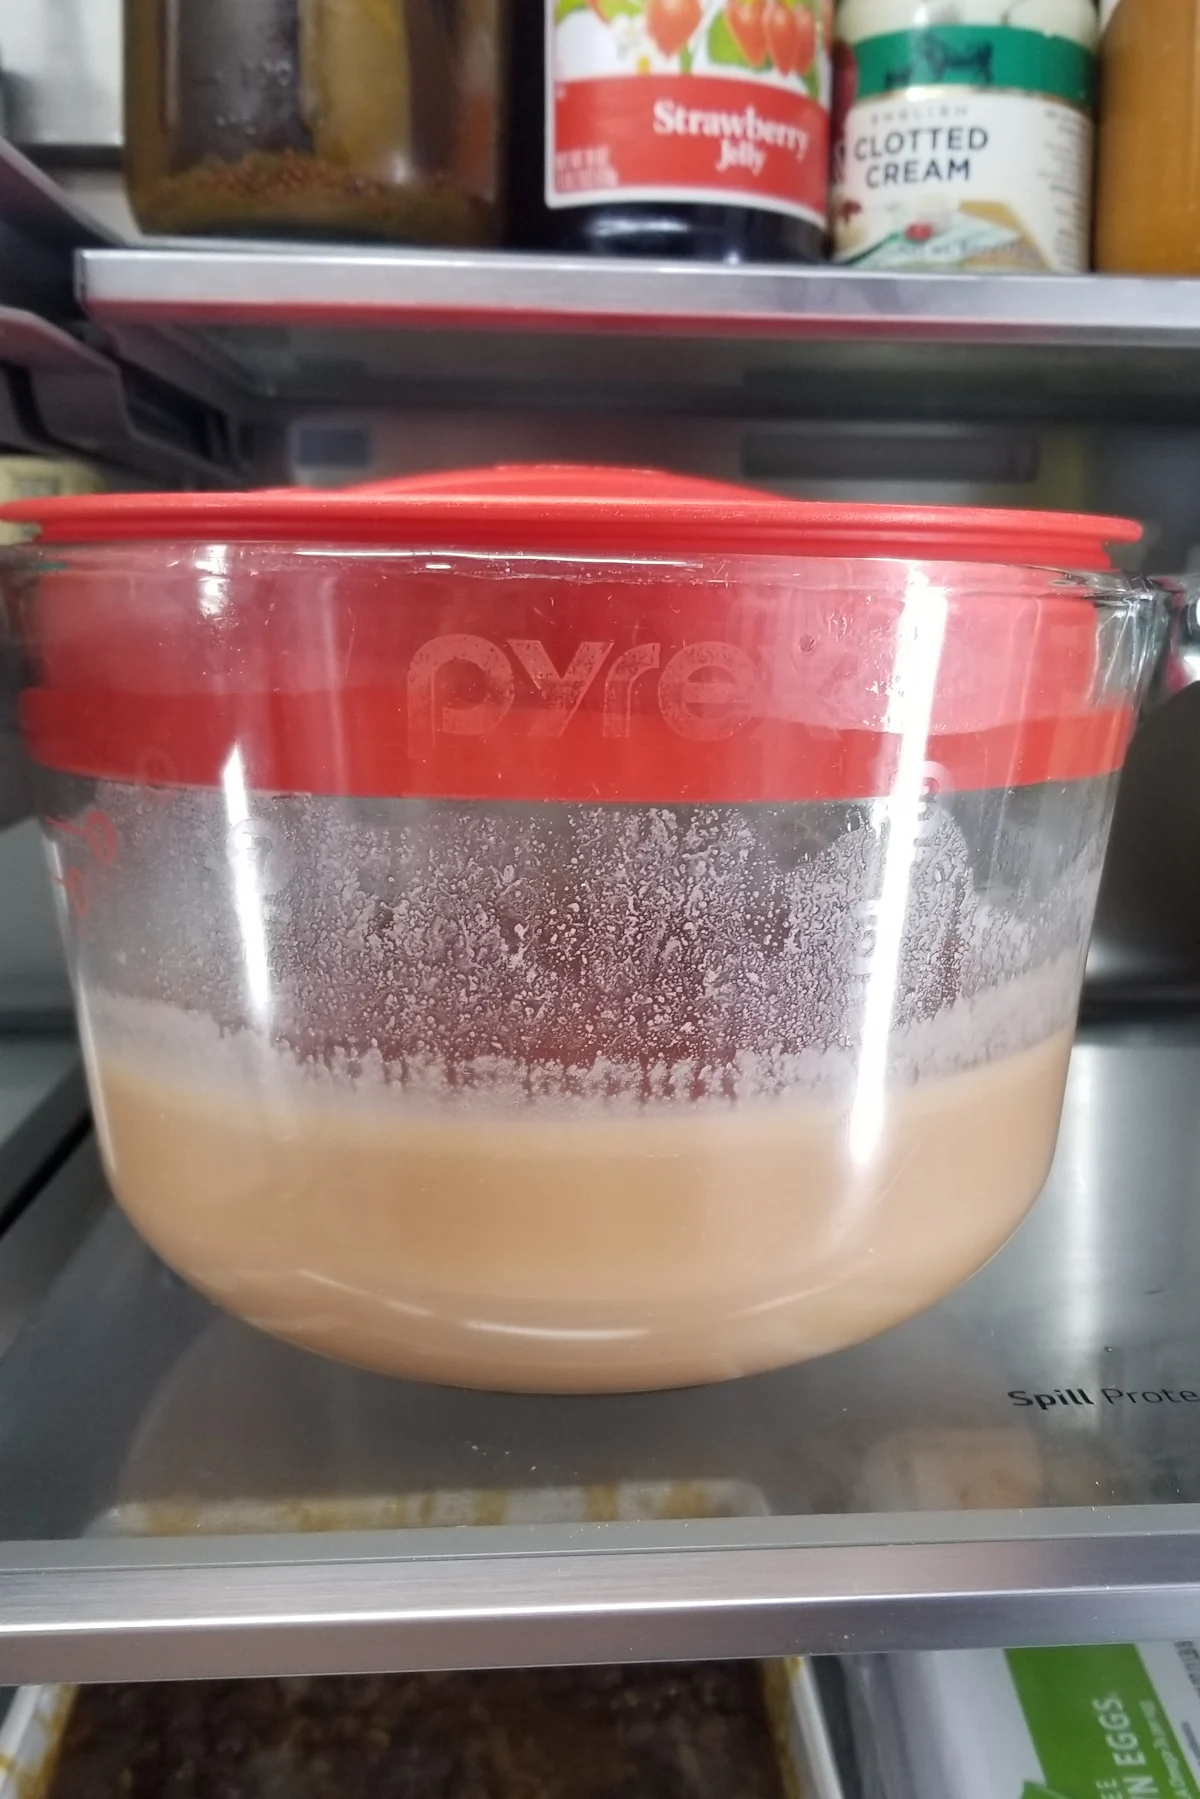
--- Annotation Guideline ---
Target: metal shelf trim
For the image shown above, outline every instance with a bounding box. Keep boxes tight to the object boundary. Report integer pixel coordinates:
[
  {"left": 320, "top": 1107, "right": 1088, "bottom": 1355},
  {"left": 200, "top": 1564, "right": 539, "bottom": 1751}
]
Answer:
[
  {"left": 3, "top": 1514, "right": 1200, "bottom": 1683},
  {"left": 78, "top": 248, "right": 1200, "bottom": 343}
]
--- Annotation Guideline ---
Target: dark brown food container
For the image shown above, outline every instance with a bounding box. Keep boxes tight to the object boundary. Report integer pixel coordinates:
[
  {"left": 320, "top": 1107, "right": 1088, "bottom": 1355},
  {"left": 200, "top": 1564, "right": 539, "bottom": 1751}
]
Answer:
[{"left": 124, "top": 0, "right": 506, "bottom": 245}]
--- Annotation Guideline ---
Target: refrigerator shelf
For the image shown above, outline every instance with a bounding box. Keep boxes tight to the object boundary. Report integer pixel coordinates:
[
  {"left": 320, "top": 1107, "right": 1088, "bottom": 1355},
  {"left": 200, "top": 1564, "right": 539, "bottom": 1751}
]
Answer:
[
  {"left": 0, "top": 1018, "right": 1199, "bottom": 1681},
  {"left": 78, "top": 248, "right": 1200, "bottom": 424}
]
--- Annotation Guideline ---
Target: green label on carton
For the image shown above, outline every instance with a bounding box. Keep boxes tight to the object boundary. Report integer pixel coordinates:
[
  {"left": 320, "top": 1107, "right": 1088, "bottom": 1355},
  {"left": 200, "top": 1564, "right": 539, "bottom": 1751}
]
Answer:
[{"left": 1008, "top": 1646, "right": 1200, "bottom": 1799}]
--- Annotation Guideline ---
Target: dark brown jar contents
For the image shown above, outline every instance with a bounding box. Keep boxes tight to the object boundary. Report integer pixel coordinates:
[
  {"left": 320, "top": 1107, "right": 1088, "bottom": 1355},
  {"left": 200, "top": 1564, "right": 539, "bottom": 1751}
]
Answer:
[
  {"left": 45, "top": 1664, "right": 790, "bottom": 1799},
  {"left": 123, "top": 0, "right": 504, "bottom": 244}
]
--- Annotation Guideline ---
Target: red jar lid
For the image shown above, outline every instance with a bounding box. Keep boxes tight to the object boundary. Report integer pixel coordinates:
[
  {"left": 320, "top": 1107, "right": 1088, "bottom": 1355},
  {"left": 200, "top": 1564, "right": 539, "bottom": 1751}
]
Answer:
[
  {"left": 5, "top": 465, "right": 1144, "bottom": 804},
  {"left": 0, "top": 461, "right": 1140, "bottom": 565}
]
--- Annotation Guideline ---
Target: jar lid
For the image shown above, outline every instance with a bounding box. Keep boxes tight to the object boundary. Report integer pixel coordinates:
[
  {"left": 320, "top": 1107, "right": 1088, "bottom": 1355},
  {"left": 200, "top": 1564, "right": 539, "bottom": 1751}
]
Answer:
[
  {"left": 0, "top": 462, "right": 1141, "bottom": 567},
  {"left": 10, "top": 465, "right": 1145, "bottom": 807}
]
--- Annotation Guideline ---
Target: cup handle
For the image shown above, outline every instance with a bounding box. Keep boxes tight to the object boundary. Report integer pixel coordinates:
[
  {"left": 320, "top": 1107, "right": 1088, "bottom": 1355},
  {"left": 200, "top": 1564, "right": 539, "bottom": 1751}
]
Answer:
[
  {"left": 1147, "top": 579, "right": 1200, "bottom": 708},
  {"left": 0, "top": 641, "right": 33, "bottom": 830}
]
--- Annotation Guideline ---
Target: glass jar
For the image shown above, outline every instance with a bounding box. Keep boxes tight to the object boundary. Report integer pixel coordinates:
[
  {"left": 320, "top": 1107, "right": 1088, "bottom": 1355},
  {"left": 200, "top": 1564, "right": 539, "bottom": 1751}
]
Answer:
[
  {"left": 508, "top": 0, "right": 831, "bottom": 261},
  {"left": 832, "top": 0, "right": 1097, "bottom": 272},
  {"left": 0, "top": 467, "right": 1167, "bottom": 1393},
  {"left": 1095, "top": 0, "right": 1200, "bottom": 274},
  {"left": 124, "top": 0, "right": 505, "bottom": 244}
]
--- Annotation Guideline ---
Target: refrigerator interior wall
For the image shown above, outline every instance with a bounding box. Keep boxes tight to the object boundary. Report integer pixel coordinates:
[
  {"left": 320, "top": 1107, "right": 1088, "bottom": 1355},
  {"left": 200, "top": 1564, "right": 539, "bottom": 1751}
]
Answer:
[
  {"left": 0, "top": 0, "right": 121, "bottom": 155},
  {"left": 0, "top": 824, "right": 70, "bottom": 1028}
]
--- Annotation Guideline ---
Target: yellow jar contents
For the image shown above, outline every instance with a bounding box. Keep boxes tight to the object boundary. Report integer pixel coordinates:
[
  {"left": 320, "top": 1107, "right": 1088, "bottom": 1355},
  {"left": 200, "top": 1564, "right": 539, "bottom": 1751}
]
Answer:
[{"left": 1095, "top": 0, "right": 1200, "bottom": 273}]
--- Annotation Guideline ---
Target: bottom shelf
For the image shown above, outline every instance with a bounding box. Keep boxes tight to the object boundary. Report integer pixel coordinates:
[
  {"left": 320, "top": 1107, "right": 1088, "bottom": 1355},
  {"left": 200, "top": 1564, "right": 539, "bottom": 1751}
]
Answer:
[
  {"left": 0, "top": 1659, "right": 842, "bottom": 1799},
  {"left": 1, "top": 1018, "right": 1200, "bottom": 1680}
]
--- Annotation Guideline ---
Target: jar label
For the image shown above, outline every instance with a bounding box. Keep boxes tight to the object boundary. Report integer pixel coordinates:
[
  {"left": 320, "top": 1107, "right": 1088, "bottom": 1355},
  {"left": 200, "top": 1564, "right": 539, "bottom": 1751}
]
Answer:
[
  {"left": 546, "top": 0, "right": 831, "bottom": 224},
  {"left": 831, "top": 26, "right": 1095, "bottom": 273}
]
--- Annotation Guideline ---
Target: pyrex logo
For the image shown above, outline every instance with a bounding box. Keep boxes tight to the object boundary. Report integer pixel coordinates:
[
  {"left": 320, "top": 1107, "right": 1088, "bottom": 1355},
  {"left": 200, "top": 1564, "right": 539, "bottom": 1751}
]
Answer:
[{"left": 407, "top": 635, "right": 764, "bottom": 752}]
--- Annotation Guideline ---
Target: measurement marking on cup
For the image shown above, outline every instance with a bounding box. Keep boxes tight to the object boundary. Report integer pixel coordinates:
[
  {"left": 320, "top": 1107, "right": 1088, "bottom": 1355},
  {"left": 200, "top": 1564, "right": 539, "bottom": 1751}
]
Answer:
[
  {"left": 45, "top": 808, "right": 118, "bottom": 865},
  {"left": 51, "top": 864, "right": 90, "bottom": 920},
  {"left": 44, "top": 809, "right": 119, "bottom": 922}
]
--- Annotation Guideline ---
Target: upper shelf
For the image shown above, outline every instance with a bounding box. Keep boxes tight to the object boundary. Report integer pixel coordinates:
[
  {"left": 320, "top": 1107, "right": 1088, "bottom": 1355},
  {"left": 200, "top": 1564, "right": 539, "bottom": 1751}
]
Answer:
[
  {"left": 78, "top": 246, "right": 1200, "bottom": 341},
  {"left": 3, "top": 1016, "right": 1200, "bottom": 1683},
  {"left": 77, "top": 247, "right": 1200, "bottom": 421}
]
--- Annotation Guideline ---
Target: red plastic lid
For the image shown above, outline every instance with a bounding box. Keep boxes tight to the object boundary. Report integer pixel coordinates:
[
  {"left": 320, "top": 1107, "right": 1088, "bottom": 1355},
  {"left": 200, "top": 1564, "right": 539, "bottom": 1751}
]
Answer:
[
  {"left": 9, "top": 465, "right": 1144, "bottom": 806},
  {"left": 0, "top": 462, "right": 1141, "bottom": 567}
]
